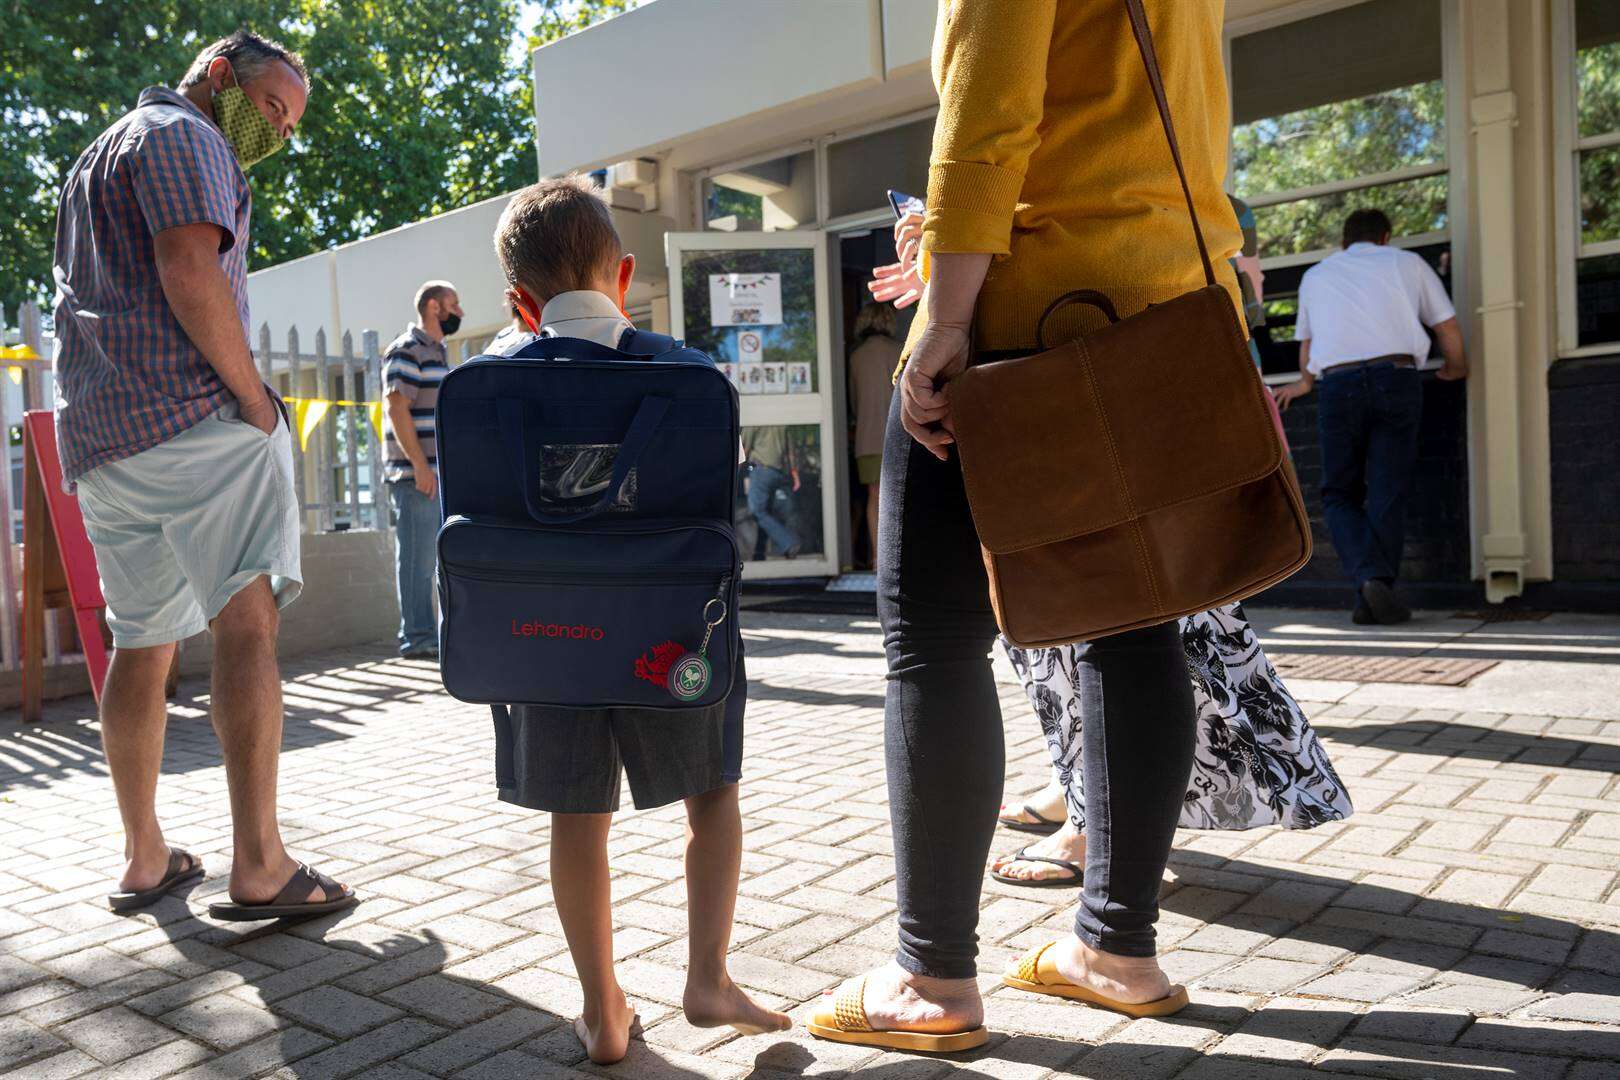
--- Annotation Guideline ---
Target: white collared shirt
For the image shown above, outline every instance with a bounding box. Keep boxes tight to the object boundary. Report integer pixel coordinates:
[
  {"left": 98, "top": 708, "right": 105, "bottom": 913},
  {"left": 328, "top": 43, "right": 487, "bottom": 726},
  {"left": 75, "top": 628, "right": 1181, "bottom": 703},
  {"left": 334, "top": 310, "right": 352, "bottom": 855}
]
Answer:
[
  {"left": 538, "top": 290, "right": 634, "bottom": 349},
  {"left": 1294, "top": 243, "right": 1455, "bottom": 375}
]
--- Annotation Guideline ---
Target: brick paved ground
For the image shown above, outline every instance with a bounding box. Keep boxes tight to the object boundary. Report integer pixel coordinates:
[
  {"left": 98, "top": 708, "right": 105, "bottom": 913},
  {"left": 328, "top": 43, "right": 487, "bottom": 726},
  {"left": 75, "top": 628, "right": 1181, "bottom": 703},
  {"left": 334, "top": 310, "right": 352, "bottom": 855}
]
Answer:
[{"left": 2, "top": 610, "right": 1619, "bottom": 1079}]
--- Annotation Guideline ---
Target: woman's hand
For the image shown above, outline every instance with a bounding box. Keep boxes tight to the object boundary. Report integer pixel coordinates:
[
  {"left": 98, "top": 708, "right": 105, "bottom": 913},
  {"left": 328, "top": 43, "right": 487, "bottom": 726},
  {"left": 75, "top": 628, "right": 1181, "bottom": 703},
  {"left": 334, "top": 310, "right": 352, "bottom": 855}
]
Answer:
[
  {"left": 900, "top": 322, "right": 972, "bottom": 460},
  {"left": 867, "top": 211, "right": 925, "bottom": 309},
  {"left": 897, "top": 251, "right": 992, "bottom": 460},
  {"left": 868, "top": 262, "right": 922, "bottom": 308}
]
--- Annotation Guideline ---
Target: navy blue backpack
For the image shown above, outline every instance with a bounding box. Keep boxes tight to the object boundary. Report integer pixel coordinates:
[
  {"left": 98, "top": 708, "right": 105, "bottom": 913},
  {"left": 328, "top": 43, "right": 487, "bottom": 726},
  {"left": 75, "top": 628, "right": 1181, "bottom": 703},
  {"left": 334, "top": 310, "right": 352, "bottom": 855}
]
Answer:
[{"left": 434, "top": 329, "right": 741, "bottom": 711}]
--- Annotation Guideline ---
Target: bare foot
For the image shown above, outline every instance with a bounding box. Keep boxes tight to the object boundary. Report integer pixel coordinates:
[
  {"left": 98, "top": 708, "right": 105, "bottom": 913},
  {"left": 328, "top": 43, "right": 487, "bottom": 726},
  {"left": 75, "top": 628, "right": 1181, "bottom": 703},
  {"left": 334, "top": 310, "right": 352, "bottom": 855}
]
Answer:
[
  {"left": 832, "top": 961, "right": 983, "bottom": 1034},
  {"left": 228, "top": 852, "right": 348, "bottom": 906},
  {"left": 683, "top": 974, "right": 791, "bottom": 1035},
  {"left": 998, "top": 783, "right": 1067, "bottom": 827},
  {"left": 119, "top": 841, "right": 183, "bottom": 893},
  {"left": 1049, "top": 934, "right": 1173, "bottom": 1006},
  {"left": 992, "top": 823, "right": 1086, "bottom": 883},
  {"left": 574, "top": 993, "right": 639, "bottom": 1065}
]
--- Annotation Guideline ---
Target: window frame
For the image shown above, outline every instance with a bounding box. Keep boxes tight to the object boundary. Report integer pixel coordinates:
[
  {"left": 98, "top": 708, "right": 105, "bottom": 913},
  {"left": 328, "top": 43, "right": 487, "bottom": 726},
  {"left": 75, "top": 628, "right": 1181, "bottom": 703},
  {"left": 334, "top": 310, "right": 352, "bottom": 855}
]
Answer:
[
  {"left": 1223, "top": 0, "right": 1467, "bottom": 384},
  {"left": 691, "top": 140, "right": 820, "bottom": 235},
  {"left": 816, "top": 105, "right": 940, "bottom": 231},
  {"left": 1553, "top": 0, "right": 1620, "bottom": 355}
]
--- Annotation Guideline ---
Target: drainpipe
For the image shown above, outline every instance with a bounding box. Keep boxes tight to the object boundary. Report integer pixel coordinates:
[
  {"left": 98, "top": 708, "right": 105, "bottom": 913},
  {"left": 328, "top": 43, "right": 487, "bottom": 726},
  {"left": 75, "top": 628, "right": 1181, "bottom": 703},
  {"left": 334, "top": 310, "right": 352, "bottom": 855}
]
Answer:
[{"left": 1468, "top": 0, "right": 1527, "bottom": 603}]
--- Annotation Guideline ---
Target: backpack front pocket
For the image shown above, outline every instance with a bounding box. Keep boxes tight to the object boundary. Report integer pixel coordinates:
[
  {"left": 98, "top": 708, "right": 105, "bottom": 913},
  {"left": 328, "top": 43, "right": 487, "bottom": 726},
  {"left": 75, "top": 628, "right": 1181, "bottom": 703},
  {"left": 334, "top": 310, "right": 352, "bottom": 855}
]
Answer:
[{"left": 438, "top": 516, "right": 739, "bottom": 710}]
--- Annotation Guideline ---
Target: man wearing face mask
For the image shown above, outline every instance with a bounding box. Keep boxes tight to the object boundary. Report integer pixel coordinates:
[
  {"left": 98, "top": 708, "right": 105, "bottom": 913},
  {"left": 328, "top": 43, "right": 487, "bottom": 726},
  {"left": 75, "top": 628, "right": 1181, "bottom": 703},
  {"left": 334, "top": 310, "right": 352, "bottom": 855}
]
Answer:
[
  {"left": 382, "top": 281, "right": 462, "bottom": 659},
  {"left": 51, "top": 31, "right": 358, "bottom": 920}
]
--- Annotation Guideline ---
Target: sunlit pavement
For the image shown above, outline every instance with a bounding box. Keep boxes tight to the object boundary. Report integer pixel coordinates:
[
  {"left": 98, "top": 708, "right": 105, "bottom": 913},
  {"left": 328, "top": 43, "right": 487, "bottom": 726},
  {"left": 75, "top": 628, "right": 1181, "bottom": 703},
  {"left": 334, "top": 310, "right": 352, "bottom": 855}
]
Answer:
[{"left": 2, "top": 608, "right": 1618, "bottom": 1078}]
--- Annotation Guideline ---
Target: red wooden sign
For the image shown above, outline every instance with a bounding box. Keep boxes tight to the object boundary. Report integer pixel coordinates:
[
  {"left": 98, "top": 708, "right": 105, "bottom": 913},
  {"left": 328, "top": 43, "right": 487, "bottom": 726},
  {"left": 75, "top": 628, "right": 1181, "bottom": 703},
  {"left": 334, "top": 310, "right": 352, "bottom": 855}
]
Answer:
[{"left": 21, "top": 411, "right": 109, "bottom": 721}]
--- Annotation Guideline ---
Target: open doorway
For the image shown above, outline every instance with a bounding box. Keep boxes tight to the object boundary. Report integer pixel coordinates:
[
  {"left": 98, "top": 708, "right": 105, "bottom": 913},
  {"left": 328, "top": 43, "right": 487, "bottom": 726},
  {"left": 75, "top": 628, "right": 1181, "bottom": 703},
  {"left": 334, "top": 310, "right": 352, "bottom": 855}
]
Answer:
[{"left": 835, "top": 225, "right": 916, "bottom": 573}]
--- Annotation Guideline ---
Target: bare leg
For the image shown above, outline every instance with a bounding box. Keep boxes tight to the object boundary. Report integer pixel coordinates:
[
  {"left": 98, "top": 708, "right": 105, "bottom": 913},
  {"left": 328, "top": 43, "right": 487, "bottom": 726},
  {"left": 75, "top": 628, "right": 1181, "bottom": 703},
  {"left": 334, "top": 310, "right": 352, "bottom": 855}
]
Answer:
[
  {"left": 100, "top": 643, "right": 180, "bottom": 891},
  {"left": 680, "top": 785, "right": 791, "bottom": 1035},
  {"left": 551, "top": 812, "right": 636, "bottom": 1065},
  {"left": 210, "top": 577, "right": 333, "bottom": 904}
]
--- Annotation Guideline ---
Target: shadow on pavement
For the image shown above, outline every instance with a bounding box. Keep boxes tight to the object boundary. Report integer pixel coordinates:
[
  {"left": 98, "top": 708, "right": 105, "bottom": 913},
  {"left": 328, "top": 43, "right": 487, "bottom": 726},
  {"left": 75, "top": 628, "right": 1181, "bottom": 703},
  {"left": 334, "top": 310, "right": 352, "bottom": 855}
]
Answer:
[
  {"left": 1312, "top": 719, "right": 1620, "bottom": 771},
  {"left": 0, "top": 649, "right": 445, "bottom": 793}
]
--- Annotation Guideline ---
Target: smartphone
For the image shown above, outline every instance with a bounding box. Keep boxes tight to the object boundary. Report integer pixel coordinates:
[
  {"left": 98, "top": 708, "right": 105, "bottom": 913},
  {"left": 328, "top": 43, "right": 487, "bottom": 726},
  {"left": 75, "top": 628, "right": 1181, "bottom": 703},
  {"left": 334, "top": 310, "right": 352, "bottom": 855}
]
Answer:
[{"left": 886, "top": 189, "right": 924, "bottom": 220}]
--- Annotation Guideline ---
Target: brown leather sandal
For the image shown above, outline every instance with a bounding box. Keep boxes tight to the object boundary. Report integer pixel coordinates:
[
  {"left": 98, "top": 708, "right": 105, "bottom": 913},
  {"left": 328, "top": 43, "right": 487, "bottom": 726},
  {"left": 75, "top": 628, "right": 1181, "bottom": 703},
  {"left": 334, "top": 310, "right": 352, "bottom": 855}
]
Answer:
[
  {"left": 108, "top": 849, "right": 204, "bottom": 912},
  {"left": 207, "top": 863, "right": 356, "bottom": 922}
]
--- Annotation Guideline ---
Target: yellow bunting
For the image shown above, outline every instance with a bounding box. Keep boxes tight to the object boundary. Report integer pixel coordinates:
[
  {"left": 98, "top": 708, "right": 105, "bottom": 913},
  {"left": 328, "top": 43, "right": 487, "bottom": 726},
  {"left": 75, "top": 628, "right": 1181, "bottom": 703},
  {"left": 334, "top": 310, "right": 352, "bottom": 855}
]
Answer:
[
  {"left": 277, "top": 397, "right": 384, "bottom": 448},
  {"left": 297, "top": 399, "right": 331, "bottom": 452},
  {"left": 12, "top": 344, "right": 40, "bottom": 361},
  {"left": 283, "top": 395, "right": 373, "bottom": 407},
  {"left": 6, "top": 367, "right": 21, "bottom": 385}
]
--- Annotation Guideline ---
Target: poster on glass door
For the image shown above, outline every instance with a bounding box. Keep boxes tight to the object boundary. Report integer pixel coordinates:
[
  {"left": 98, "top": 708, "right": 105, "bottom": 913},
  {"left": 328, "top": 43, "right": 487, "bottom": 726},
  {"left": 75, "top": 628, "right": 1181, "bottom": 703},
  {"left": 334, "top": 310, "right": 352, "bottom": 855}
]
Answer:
[
  {"left": 736, "top": 329, "right": 764, "bottom": 364},
  {"left": 709, "top": 273, "right": 783, "bottom": 327}
]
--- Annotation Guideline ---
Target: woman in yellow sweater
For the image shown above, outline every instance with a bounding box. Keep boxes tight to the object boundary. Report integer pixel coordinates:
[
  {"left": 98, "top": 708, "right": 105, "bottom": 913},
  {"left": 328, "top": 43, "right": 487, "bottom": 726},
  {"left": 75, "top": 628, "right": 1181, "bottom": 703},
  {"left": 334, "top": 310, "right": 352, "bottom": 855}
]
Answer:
[{"left": 809, "top": 0, "right": 1245, "bottom": 1052}]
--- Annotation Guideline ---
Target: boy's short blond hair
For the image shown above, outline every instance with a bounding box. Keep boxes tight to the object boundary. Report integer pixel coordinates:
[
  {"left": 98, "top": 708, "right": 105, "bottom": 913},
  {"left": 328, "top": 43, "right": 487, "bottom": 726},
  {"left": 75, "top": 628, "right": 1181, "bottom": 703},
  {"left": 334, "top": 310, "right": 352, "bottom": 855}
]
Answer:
[{"left": 494, "top": 176, "right": 623, "bottom": 304}]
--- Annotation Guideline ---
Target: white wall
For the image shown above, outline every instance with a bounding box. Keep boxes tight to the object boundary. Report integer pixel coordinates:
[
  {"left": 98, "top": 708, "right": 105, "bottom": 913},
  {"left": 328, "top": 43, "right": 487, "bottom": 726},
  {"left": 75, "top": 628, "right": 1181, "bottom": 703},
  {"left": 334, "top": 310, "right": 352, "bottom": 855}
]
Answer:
[
  {"left": 0, "top": 528, "right": 400, "bottom": 707},
  {"left": 882, "top": 0, "right": 935, "bottom": 75},
  {"left": 532, "top": 0, "right": 886, "bottom": 176},
  {"left": 247, "top": 192, "right": 673, "bottom": 348}
]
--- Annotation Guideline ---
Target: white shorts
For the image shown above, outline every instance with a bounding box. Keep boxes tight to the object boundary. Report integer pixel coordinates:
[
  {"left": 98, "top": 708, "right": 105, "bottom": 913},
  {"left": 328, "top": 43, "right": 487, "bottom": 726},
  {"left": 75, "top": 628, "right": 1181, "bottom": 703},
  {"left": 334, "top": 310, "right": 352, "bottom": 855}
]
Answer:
[{"left": 75, "top": 402, "right": 302, "bottom": 648}]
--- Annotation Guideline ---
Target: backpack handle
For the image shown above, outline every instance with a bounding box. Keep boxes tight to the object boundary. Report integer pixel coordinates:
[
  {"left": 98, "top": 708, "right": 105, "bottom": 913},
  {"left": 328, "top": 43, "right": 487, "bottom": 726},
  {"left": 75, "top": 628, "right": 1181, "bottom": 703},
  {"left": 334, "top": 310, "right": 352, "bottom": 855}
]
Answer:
[{"left": 497, "top": 394, "right": 672, "bottom": 525}]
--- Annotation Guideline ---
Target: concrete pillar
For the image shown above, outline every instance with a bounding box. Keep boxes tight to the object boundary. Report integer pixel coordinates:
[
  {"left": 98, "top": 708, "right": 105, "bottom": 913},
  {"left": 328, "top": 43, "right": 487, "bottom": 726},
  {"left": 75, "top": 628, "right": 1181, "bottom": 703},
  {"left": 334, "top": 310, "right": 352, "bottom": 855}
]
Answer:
[{"left": 1463, "top": 0, "right": 1549, "bottom": 602}]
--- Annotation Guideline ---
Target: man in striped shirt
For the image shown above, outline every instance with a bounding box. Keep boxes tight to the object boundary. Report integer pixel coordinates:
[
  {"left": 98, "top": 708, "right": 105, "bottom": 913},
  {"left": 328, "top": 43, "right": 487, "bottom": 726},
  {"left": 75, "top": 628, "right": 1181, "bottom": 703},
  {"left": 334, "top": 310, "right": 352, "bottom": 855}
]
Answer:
[
  {"left": 384, "top": 281, "right": 461, "bottom": 658},
  {"left": 51, "top": 31, "right": 353, "bottom": 920}
]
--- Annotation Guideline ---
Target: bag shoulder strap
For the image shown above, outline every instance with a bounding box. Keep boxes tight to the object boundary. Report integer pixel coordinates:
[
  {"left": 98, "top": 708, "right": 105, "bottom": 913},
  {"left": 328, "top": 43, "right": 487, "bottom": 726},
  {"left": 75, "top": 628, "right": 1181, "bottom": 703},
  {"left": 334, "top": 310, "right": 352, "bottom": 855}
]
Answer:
[
  {"left": 1123, "top": 0, "right": 1216, "bottom": 288},
  {"left": 617, "top": 327, "right": 680, "bottom": 356}
]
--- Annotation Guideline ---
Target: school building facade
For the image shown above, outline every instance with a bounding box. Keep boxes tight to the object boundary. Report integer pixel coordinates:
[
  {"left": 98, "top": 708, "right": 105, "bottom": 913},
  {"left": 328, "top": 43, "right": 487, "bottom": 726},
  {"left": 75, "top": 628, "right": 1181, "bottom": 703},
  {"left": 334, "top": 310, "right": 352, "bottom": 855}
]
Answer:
[{"left": 246, "top": 0, "right": 1620, "bottom": 610}]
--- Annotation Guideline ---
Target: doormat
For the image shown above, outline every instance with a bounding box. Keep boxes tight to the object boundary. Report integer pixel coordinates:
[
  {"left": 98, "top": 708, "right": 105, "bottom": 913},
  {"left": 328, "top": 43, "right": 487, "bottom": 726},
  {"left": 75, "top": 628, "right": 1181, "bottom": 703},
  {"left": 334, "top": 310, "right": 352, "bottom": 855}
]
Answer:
[
  {"left": 1451, "top": 609, "right": 1553, "bottom": 623},
  {"left": 742, "top": 590, "right": 877, "bottom": 616},
  {"left": 1268, "top": 653, "right": 1498, "bottom": 686}
]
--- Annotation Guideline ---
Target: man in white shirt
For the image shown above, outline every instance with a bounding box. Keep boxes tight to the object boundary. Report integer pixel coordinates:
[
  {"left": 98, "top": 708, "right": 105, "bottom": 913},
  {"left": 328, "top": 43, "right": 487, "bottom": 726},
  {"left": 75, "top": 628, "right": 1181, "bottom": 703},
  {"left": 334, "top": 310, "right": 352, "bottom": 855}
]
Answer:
[{"left": 1275, "top": 209, "right": 1468, "bottom": 624}]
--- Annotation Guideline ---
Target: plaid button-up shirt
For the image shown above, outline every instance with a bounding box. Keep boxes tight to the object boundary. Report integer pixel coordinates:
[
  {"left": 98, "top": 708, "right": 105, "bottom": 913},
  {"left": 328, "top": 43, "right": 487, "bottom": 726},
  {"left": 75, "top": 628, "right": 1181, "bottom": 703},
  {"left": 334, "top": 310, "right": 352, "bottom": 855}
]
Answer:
[{"left": 52, "top": 86, "right": 252, "bottom": 485}]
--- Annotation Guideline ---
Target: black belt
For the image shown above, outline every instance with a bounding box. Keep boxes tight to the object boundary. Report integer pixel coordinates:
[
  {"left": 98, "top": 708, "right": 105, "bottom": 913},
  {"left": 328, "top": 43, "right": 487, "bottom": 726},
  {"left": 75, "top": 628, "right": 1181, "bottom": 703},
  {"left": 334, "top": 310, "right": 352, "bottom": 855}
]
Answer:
[{"left": 1320, "top": 354, "right": 1416, "bottom": 377}]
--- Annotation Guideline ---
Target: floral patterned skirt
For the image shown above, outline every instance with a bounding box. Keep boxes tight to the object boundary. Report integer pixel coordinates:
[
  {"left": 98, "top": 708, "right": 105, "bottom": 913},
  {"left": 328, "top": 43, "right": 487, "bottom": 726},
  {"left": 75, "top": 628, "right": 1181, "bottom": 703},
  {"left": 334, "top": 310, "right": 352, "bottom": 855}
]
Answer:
[{"left": 1002, "top": 603, "right": 1353, "bottom": 831}]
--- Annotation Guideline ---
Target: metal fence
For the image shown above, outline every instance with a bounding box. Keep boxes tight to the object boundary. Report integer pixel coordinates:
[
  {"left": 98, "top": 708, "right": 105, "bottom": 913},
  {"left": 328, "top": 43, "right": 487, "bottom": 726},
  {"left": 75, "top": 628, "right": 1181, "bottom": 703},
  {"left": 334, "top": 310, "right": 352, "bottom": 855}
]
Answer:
[{"left": 255, "top": 323, "right": 388, "bottom": 533}]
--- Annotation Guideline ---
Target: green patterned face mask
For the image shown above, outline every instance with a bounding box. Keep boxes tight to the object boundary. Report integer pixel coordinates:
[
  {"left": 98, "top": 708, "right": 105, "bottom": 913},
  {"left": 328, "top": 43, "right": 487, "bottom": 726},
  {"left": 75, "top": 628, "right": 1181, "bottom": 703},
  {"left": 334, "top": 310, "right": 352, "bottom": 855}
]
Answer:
[{"left": 213, "top": 85, "right": 284, "bottom": 169}]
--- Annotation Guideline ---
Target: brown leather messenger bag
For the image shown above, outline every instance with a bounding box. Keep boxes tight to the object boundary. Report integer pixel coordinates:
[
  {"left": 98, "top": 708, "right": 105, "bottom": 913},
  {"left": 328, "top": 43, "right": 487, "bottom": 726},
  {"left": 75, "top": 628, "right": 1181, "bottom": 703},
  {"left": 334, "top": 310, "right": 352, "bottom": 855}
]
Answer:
[{"left": 946, "top": 0, "right": 1312, "bottom": 648}]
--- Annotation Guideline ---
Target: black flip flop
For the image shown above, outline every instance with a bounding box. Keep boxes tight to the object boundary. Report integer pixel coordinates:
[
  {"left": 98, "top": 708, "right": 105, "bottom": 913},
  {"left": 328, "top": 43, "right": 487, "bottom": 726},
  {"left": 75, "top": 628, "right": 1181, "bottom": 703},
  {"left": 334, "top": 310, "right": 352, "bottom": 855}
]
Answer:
[
  {"left": 108, "top": 849, "right": 204, "bottom": 912},
  {"left": 998, "top": 804, "right": 1066, "bottom": 836},
  {"left": 208, "top": 863, "right": 357, "bottom": 922},
  {"left": 991, "top": 844, "right": 1083, "bottom": 888}
]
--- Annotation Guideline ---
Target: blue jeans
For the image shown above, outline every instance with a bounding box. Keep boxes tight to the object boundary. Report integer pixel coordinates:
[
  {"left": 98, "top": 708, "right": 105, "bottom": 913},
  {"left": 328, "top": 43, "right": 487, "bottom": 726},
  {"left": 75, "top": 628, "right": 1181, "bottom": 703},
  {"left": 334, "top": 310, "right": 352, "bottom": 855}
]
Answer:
[
  {"left": 389, "top": 479, "right": 443, "bottom": 654},
  {"left": 1317, "top": 363, "right": 1423, "bottom": 590},
  {"left": 747, "top": 465, "right": 799, "bottom": 556}
]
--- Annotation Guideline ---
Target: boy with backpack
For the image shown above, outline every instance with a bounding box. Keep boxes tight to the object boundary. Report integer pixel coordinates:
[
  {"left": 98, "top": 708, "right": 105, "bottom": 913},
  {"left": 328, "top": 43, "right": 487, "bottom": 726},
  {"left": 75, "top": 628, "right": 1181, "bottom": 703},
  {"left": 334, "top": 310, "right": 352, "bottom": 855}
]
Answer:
[{"left": 482, "top": 177, "right": 790, "bottom": 1064}]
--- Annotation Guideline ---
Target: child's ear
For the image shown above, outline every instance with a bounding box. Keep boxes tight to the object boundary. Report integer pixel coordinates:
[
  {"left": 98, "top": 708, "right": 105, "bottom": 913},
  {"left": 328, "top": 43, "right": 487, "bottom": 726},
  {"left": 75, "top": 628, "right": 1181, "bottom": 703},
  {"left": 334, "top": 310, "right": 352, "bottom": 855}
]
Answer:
[
  {"left": 617, "top": 254, "right": 636, "bottom": 313},
  {"left": 507, "top": 286, "right": 541, "bottom": 332}
]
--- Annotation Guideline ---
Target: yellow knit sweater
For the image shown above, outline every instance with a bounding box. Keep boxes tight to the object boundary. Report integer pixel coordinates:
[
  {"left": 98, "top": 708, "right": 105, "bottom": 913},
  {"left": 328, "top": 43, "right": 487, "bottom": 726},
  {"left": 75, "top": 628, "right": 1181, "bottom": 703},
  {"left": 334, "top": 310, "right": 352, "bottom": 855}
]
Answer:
[{"left": 908, "top": 0, "right": 1244, "bottom": 356}]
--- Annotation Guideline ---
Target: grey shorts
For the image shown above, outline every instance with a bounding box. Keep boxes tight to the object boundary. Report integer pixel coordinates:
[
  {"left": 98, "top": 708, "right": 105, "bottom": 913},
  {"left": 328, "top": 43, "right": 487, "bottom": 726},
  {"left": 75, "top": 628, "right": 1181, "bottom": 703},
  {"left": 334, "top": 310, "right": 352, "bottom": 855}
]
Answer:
[
  {"left": 75, "top": 403, "right": 301, "bottom": 648},
  {"left": 494, "top": 656, "right": 746, "bottom": 813}
]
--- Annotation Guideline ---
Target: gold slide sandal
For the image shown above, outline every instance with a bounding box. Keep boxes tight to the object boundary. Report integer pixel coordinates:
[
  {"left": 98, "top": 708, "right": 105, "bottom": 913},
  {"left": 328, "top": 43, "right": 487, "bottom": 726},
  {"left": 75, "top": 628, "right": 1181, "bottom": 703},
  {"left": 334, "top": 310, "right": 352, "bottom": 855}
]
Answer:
[
  {"left": 807, "top": 975, "right": 989, "bottom": 1054},
  {"left": 1003, "top": 941, "right": 1189, "bottom": 1018}
]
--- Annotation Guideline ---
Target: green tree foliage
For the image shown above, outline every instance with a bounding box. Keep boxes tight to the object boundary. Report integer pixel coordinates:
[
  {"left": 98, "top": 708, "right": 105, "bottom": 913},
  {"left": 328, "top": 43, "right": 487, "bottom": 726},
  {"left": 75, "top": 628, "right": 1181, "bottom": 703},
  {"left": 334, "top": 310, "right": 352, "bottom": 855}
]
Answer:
[
  {"left": 0, "top": 0, "right": 636, "bottom": 316},
  {"left": 1577, "top": 41, "right": 1620, "bottom": 245},
  {"left": 1230, "top": 81, "right": 1449, "bottom": 257}
]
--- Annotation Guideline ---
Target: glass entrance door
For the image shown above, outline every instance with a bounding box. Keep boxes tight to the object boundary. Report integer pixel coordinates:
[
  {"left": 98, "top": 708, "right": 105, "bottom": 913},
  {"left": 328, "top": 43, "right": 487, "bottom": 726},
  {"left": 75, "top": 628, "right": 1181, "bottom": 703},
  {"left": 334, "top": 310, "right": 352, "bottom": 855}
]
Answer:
[{"left": 666, "top": 231, "right": 837, "bottom": 580}]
